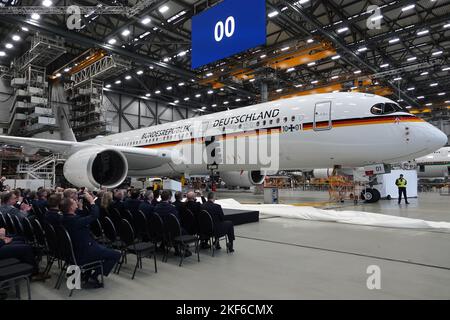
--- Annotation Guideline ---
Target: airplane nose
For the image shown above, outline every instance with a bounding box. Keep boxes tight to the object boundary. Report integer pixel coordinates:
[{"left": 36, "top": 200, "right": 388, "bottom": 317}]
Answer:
[{"left": 433, "top": 127, "right": 448, "bottom": 149}]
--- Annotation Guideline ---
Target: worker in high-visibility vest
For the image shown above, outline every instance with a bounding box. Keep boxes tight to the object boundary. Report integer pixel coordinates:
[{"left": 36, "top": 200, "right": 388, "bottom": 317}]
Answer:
[{"left": 395, "top": 174, "right": 409, "bottom": 204}]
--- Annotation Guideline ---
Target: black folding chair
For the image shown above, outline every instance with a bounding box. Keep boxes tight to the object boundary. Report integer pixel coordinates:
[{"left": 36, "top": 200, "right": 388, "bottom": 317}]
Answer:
[
  {"left": 165, "top": 214, "right": 200, "bottom": 266},
  {"left": 116, "top": 219, "right": 157, "bottom": 279},
  {"left": 11, "top": 215, "right": 24, "bottom": 237},
  {"left": 100, "top": 217, "right": 122, "bottom": 249},
  {"left": 148, "top": 212, "right": 166, "bottom": 261},
  {"left": 134, "top": 211, "right": 150, "bottom": 241},
  {"left": 30, "top": 218, "right": 47, "bottom": 251},
  {"left": 21, "top": 217, "right": 36, "bottom": 244},
  {"left": 90, "top": 219, "right": 105, "bottom": 244},
  {"left": 42, "top": 222, "right": 61, "bottom": 276},
  {"left": 108, "top": 208, "right": 122, "bottom": 230},
  {"left": 198, "top": 210, "right": 228, "bottom": 256},
  {"left": 0, "top": 212, "right": 6, "bottom": 229},
  {"left": 3, "top": 213, "right": 16, "bottom": 235},
  {"left": 53, "top": 225, "right": 104, "bottom": 297},
  {"left": 180, "top": 209, "right": 197, "bottom": 235},
  {"left": 0, "top": 261, "right": 33, "bottom": 300},
  {"left": 121, "top": 210, "right": 134, "bottom": 226}
]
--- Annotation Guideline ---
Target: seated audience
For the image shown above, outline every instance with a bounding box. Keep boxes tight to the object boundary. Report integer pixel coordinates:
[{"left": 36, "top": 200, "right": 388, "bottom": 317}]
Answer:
[
  {"left": 151, "top": 189, "right": 160, "bottom": 206},
  {"left": 123, "top": 189, "right": 142, "bottom": 215},
  {"left": 100, "top": 191, "right": 113, "bottom": 218},
  {"left": 0, "top": 191, "right": 31, "bottom": 220},
  {"left": 44, "top": 193, "right": 63, "bottom": 226},
  {"left": 201, "top": 192, "right": 235, "bottom": 252}
]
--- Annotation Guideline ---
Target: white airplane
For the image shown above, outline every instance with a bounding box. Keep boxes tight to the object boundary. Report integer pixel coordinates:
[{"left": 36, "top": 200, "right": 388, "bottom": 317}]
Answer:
[
  {"left": 0, "top": 92, "right": 447, "bottom": 192},
  {"left": 415, "top": 147, "right": 450, "bottom": 179}
]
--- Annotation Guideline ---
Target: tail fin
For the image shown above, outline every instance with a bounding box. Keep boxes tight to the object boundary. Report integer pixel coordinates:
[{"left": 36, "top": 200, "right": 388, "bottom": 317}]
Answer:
[{"left": 50, "top": 82, "right": 77, "bottom": 142}]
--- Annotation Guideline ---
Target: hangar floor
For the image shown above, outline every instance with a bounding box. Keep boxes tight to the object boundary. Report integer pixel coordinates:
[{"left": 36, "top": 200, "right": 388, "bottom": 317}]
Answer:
[{"left": 26, "top": 191, "right": 449, "bottom": 300}]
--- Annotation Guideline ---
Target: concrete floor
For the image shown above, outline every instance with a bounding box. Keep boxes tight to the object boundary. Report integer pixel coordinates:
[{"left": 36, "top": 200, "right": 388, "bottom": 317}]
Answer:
[{"left": 21, "top": 191, "right": 450, "bottom": 299}]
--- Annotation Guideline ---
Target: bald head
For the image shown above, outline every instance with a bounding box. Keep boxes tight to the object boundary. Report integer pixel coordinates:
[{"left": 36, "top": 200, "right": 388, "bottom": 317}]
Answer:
[{"left": 186, "top": 191, "right": 196, "bottom": 201}]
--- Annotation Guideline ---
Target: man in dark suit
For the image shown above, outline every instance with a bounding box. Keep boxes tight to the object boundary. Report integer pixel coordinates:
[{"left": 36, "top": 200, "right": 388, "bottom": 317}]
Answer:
[
  {"left": 44, "top": 193, "right": 63, "bottom": 226},
  {"left": 62, "top": 192, "right": 121, "bottom": 287},
  {"left": 201, "top": 192, "right": 235, "bottom": 252},
  {"left": 123, "top": 189, "right": 142, "bottom": 216},
  {"left": 0, "top": 191, "right": 31, "bottom": 221},
  {"left": 154, "top": 190, "right": 191, "bottom": 257},
  {"left": 185, "top": 191, "right": 211, "bottom": 248},
  {"left": 139, "top": 190, "right": 154, "bottom": 218}
]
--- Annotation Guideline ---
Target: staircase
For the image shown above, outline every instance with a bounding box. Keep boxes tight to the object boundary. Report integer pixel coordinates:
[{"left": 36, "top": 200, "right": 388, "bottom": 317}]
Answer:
[{"left": 17, "top": 154, "right": 65, "bottom": 187}]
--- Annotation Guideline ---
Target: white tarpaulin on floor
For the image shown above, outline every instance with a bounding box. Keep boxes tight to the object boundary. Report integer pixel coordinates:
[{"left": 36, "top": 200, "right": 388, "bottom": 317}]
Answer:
[{"left": 216, "top": 199, "right": 450, "bottom": 230}]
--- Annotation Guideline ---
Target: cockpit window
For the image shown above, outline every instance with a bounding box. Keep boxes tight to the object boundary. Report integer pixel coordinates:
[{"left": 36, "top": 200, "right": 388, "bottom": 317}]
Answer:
[{"left": 371, "top": 103, "right": 409, "bottom": 115}]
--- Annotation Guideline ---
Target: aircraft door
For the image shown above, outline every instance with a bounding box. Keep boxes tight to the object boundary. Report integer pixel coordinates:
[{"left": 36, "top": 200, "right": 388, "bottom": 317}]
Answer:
[{"left": 313, "top": 101, "right": 332, "bottom": 131}]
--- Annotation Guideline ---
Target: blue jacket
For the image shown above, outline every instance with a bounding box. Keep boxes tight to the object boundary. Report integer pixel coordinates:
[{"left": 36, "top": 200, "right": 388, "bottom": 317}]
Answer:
[
  {"left": 62, "top": 205, "right": 100, "bottom": 263},
  {"left": 124, "top": 199, "right": 142, "bottom": 214},
  {"left": 154, "top": 202, "right": 179, "bottom": 221},
  {"left": 138, "top": 201, "right": 154, "bottom": 218},
  {"left": 45, "top": 209, "right": 63, "bottom": 226}
]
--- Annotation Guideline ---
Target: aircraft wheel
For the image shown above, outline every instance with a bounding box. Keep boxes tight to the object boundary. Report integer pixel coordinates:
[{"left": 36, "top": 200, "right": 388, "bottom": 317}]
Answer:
[{"left": 361, "top": 188, "right": 381, "bottom": 203}]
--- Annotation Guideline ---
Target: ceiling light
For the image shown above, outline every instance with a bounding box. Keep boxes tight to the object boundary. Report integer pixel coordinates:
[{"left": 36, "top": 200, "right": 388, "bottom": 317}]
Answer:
[
  {"left": 430, "top": 83, "right": 438, "bottom": 87},
  {"left": 407, "top": 57, "right": 417, "bottom": 61},
  {"left": 357, "top": 47, "right": 367, "bottom": 52},
  {"left": 178, "top": 51, "right": 187, "bottom": 57},
  {"left": 163, "top": 57, "right": 169, "bottom": 62},
  {"left": 64, "top": 68, "right": 70, "bottom": 72},
  {"left": 307, "top": 62, "right": 316, "bottom": 66},
  {"left": 307, "top": 39, "right": 314, "bottom": 43},
  {"left": 425, "top": 103, "right": 432, "bottom": 106},
  {"left": 206, "top": 72, "right": 213, "bottom": 77},
  {"left": 235, "top": 98, "right": 241, "bottom": 102},
  {"left": 276, "top": 89, "right": 283, "bottom": 92},
  {"left": 121, "top": 29, "right": 130, "bottom": 36},
  {"left": 174, "top": 100, "right": 179, "bottom": 103},
  {"left": 444, "top": 23, "right": 450, "bottom": 28},
  {"left": 407, "top": 87, "right": 415, "bottom": 91},
  {"left": 166, "top": 86, "right": 172, "bottom": 90},
  {"left": 249, "top": 79, "right": 256, "bottom": 82},
  {"left": 12, "top": 35, "right": 20, "bottom": 41},
  {"left": 268, "top": 11, "right": 279, "bottom": 18},
  {"left": 108, "top": 38, "right": 117, "bottom": 45},
  {"left": 184, "top": 97, "right": 190, "bottom": 101},
  {"left": 337, "top": 27, "right": 349, "bottom": 33},
  {"left": 432, "top": 51, "right": 443, "bottom": 56},
  {"left": 115, "top": 80, "right": 121, "bottom": 84},
  {"left": 21, "top": 27, "right": 29, "bottom": 32},
  {"left": 442, "top": 67, "right": 450, "bottom": 71},
  {"left": 105, "top": 84, "right": 111, "bottom": 88},
  {"left": 354, "top": 70, "right": 362, "bottom": 74},
  {"left": 393, "top": 77, "right": 402, "bottom": 81},
  {"left": 125, "top": 75, "right": 131, "bottom": 80},
  {"left": 417, "top": 96, "right": 424, "bottom": 99},
  {"left": 401, "top": 4, "right": 415, "bottom": 12},
  {"left": 195, "top": 94, "right": 201, "bottom": 98},
  {"left": 149, "top": 66, "right": 154, "bottom": 69},
  {"left": 438, "top": 92, "right": 445, "bottom": 96},
  {"left": 380, "top": 63, "right": 389, "bottom": 68},
  {"left": 417, "top": 30, "right": 429, "bottom": 36},
  {"left": 145, "top": 93, "right": 151, "bottom": 97},
  {"left": 287, "top": 68, "right": 295, "bottom": 72},
  {"left": 212, "top": 104, "right": 217, "bottom": 107},
  {"left": 371, "top": 15, "right": 383, "bottom": 21},
  {"left": 42, "top": 0, "right": 52, "bottom": 7},
  {"left": 389, "top": 38, "right": 400, "bottom": 43},
  {"left": 207, "top": 90, "right": 214, "bottom": 94},
  {"left": 155, "top": 90, "right": 161, "bottom": 94},
  {"left": 178, "top": 82, "right": 185, "bottom": 86},
  {"left": 260, "top": 54, "right": 267, "bottom": 59},
  {"left": 295, "top": 84, "right": 303, "bottom": 87},
  {"left": 136, "top": 70, "right": 143, "bottom": 75},
  {"left": 281, "top": 46, "right": 290, "bottom": 51},
  {"left": 331, "top": 55, "right": 341, "bottom": 60},
  {"left": 159, "top": 5, "right": 169, "bottom": 13},
  {"left": 311, "top": 80, "right": 318, "bottom": 84},
  {"left": 420, "top": 71, "right": 428, "bottom": 76},
  {"left": 141, "top": 17, "right": 151, "bottom": 24},
  {"left": 331, "top": 76, "right": 339, "bottom": 80},
  {"left": 5, "top": 43, "right": 13, "bottom": 49},
  {"left": 31, "top": 13, "right": 40, "bottom": 20},
  {"left": 405, "top": 106, "right": 412, "bottom": 109},
  {"left": 223, "top": 101, "right": 229, "bottom": 105}
]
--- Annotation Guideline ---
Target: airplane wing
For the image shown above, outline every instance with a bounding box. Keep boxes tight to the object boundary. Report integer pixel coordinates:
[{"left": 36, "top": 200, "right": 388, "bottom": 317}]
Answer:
[{"left": 0, "top": 135, "right": 176, "bottom": 170}]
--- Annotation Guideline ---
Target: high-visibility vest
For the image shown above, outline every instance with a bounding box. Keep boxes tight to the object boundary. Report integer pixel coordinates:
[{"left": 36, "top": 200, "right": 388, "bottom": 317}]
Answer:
[{"left": 396, "top": 178, "right": 407, "bottom": 188}]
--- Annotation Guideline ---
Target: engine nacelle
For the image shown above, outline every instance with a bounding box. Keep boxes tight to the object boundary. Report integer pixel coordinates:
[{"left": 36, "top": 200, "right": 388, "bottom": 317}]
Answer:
[
  {"left": 63, "top": 147, "right": 128, "bottom": 190},
  {"left": 220, "top": 170, "right": 265, "bottom": 188}
]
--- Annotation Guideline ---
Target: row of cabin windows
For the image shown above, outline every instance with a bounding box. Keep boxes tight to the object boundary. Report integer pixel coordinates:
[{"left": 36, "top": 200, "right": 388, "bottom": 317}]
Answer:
[{"left": 113, "top": 116, "right": 298, "bottom": 146}]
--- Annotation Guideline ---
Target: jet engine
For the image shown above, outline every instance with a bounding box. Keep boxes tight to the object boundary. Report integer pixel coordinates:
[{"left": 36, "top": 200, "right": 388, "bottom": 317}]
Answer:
[
  {"left": 220, "top": 170, "right": 266, "bottom": 188},
  {"left": 63, "top": 147, "right": 128, "bottom": 190}
]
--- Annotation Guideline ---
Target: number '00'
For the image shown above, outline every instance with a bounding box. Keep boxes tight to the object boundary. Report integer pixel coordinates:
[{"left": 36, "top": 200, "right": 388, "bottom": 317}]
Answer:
[{"left": 214, "top": 16, "right": 235, "bottom": 42}]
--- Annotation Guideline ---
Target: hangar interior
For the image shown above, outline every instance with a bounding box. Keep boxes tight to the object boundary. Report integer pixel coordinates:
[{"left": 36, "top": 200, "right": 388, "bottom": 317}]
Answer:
[{"left": 0, "top": 0, "right": 449, "bottom": 300}]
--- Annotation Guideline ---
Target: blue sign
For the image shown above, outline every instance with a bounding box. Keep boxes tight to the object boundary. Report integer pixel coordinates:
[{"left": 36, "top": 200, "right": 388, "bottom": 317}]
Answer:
[{"left": 191, "top": 0, "right": 266, "bottom": 69}]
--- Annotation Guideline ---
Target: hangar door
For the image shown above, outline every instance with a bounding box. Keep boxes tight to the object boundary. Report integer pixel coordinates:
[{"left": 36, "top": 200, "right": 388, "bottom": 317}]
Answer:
[{"left": 313, "top": 101, "right": 332, "bottom": 131}]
